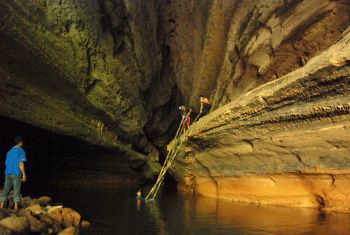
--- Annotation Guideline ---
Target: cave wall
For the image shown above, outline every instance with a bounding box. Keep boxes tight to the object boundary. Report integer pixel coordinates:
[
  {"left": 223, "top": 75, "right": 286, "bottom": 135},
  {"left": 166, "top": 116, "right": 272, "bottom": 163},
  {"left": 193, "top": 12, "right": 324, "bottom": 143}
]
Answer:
[
  {"left": 172, "top": 24, "right": 350, "bottom": 210},
  {"left": 164, "top": 0, "right": 350, "bottom": 109},
  {"left": 0, "top": 0, "right": 350, "bottom": 188},
  {"left": 0, "top": 0, "right": 178, "bottom": 160}
]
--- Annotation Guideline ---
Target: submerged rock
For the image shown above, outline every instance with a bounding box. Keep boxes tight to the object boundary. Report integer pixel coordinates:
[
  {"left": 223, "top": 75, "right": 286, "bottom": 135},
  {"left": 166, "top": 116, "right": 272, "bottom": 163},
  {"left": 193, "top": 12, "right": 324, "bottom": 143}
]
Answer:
[
  {"left": 58, "top": 227, "right": 78, "bottom": 235},
  {"left": 80, "top": 220, "right": 91, "bottom": 228}
]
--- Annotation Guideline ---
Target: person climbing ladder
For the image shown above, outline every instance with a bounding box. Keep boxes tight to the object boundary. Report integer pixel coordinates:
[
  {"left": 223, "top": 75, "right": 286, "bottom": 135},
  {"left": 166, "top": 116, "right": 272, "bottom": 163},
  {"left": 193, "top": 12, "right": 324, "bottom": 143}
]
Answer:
[
  {"left": 180, "top": 105, "right": 191, "bottom": 135},
  {"left": 144, "top": 106, "right": 192, "bottom": 200}
]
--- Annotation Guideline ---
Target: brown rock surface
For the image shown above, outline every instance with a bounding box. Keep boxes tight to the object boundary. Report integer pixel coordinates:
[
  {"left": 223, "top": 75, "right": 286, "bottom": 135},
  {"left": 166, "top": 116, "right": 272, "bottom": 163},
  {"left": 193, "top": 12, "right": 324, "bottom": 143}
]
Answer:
[
  {"left": 17, "top": 209, "right": 47, "bottom": 233},
  {"left": 173, "top": 28, "right": 350, "bottom": 211},
  {"left": 80, "top": 220, "right": 90, "bottom": 228},
  {"left": 48, "top": 208, "right": 81, "bottom": 228},
  {"left": 0, "top": 216, "right": 30, "bottom": 235},
  {"left": 37, "top": 196, "right": 52, "bottom": 207},
  {"left": 0, "top": 224, "right": 13, "bottom": 235},
  {"left": 58, "top": 226, "right": 78, "bottom": 235}
]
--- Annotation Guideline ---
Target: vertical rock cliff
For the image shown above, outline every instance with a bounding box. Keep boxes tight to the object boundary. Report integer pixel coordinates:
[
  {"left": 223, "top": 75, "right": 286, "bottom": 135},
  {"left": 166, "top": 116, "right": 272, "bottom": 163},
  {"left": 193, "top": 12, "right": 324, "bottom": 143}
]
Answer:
[{"left": 171, "top": 1, "right": 350, "bottom": 211}]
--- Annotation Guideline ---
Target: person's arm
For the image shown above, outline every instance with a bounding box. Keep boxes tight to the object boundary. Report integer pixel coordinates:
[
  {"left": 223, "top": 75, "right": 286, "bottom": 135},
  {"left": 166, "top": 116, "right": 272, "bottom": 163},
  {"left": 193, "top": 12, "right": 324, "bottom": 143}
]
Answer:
[{"left": 19, "top": 162, "right": 27, "bottom": 182}]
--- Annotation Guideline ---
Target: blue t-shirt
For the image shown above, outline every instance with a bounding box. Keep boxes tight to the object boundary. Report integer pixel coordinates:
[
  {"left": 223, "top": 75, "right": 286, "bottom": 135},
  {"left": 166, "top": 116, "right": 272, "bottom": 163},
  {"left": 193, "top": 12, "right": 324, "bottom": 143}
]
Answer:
[{"left": 5, "top": 146, "right": 27, "bottom": 176}]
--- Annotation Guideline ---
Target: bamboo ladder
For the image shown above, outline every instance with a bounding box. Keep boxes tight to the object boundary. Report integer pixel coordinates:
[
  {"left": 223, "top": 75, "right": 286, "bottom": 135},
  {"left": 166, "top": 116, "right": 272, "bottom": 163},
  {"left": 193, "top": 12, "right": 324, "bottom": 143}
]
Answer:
[{"left": 145, "top": 110, "right": 201, "bottom": 200}]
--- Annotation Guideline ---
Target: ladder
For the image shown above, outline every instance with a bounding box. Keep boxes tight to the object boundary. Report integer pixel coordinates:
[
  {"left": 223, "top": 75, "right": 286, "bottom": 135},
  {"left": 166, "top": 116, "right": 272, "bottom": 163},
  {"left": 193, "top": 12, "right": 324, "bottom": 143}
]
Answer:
[{"left": 145, "top": 110, "right": 200, "bottom": 200}]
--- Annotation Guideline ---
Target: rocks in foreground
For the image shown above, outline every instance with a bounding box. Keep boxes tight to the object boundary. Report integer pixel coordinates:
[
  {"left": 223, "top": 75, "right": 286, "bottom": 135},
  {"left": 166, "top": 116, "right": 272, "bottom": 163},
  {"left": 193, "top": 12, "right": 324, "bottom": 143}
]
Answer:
[{"left": 0, "top": 196, "right": 90, "bottom": 234}]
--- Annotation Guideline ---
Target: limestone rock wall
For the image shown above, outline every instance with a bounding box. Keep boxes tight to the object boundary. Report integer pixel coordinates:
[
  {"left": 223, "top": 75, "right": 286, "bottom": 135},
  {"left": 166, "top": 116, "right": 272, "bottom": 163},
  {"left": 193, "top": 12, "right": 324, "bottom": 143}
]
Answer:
[
  {"left": 0, "top": 0, "right": 177, "bottom": 160},
  {"left": 0, "top": 0, "right": 349, "bottom": 187},
  {"left": 165, "top": 0, "right": 350, "bottom": 109},
  {"left": 173, "top": 28, "right": 350, "bottom": 211}
]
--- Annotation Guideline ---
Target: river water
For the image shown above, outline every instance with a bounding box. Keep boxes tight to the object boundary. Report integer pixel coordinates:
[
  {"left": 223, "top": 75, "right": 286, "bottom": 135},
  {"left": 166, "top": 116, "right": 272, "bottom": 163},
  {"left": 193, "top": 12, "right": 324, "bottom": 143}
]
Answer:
[{"left": 24, "top": 181, "right": 350, "bottom": 235}]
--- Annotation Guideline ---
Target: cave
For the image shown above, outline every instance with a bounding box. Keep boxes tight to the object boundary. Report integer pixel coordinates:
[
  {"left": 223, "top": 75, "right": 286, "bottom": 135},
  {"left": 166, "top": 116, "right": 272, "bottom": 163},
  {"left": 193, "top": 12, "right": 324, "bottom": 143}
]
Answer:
[
  {"left": 0, "top": 0, "right": 349, "bottom": 234},
  {"left": 0, "top": 115, "right": 144, "bottom": 185}
]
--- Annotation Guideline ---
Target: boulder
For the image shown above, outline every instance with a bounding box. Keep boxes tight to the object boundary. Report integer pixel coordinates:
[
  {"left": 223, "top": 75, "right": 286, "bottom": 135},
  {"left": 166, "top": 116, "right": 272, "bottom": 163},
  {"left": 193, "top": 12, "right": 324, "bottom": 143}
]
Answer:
[
  {"left": 39, "top": 214, "right": 62, "bottom": 233},
  {"left": 25, "top": 204, "right": 43, "bottom": 215},
  {"left": 22, "top": 196, "right": 32, "bottom": 201},
  {"left": 0, "top": 224, "right": 13, "bottom": 235},
  {"left": 38, "top": 196, "right": 52, "bottom": 206},
  {"left": 47, "top": 205, "right": 63, "bottom": 214},
  {"left": 29, "top": 199, "right": 40, "bottom": 206},
  {"left": 48, "top": 208, "right": 81, "bottom": 228},
  {"left": 17, "top": 209, "right": 47, "bottom": 233},
  {"left": 0, "top": 216, "right": 30, "bottom": 234},
  {"left": 39, "top": 214, "right": 53, "bottom": 226},
  {"left": 80, "top": 220, "right": 91, "bottom": 228},
  {"left": 0, "top": 209, "right": 10, "bottom": 220},
  {"left": 58, "top": 226, "right": 79, "bottom": 235},
  {"left": 20, "top": 196, "right": 32, "bottom": 208}
]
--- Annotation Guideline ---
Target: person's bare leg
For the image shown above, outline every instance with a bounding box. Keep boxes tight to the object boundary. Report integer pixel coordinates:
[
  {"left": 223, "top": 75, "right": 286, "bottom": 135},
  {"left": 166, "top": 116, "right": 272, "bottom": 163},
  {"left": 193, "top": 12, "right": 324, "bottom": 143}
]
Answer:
[
  {"left": 0, "top": 202, "right": 3, "bottom": 209},
  {"left": 14, "top": 203, "right": 18, "bottom": 210}
]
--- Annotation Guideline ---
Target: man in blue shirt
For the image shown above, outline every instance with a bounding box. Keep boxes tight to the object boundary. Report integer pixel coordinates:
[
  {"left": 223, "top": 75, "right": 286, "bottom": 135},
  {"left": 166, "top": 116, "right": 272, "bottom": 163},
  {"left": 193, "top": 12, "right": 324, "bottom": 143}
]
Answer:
[{"left": 0, "top": 136, "right": 27, "bottom": 209}]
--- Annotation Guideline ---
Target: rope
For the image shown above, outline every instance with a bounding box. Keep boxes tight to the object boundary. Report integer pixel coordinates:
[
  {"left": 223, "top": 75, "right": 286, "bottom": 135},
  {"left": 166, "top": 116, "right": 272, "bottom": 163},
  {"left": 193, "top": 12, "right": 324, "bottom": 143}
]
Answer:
[
  {"left": 188, "top": 112, "right": 201, "bottom": 136},
  {"left": 145, "top": 110, "right": 192, "bottom": 200}
]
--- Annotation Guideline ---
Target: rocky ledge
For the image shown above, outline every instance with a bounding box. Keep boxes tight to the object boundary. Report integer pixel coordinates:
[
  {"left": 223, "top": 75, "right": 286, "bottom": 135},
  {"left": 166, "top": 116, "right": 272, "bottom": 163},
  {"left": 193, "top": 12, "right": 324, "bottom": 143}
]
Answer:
[
  {"left": 0, "top": 195, "right": 89, "bottom": 235},
  {"left": 172, "top": 28, "right": 350, "bottom": 212}
]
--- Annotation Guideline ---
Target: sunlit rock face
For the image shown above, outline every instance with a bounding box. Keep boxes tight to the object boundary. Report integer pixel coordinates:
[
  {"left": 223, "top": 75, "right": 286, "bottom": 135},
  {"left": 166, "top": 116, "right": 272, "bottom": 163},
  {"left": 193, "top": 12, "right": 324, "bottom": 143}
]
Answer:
[{"left": 170, "top": 0, "right": 350, "bottom": 211}]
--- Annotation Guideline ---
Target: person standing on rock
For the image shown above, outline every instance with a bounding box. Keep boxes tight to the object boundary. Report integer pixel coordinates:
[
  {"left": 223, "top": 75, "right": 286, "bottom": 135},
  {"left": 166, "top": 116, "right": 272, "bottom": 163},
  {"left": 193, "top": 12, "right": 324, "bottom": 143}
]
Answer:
[
  {"left": 199, "top": 95, "right": 211, "bottom": 118},
  {"left": 0, "top": 136, "right": 27, "bottom": 210}
]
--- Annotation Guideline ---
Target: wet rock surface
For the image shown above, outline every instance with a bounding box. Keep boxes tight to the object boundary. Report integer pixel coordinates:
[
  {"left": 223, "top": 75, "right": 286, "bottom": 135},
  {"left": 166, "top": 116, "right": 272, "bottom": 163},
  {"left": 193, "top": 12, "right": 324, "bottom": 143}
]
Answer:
[{"left": 0, "top": 194, "right": 88, "bottom": 234}]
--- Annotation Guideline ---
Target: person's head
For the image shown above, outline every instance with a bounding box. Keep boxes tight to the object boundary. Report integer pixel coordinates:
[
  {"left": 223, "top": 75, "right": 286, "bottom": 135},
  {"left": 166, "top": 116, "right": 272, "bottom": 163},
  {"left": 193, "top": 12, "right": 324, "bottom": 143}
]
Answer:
[
  {"left": 200, "top": 95, "right": 209, "bottom": 104},
  {"left": 200, "top": 95, "right": 204, "bottom": 103},
  {"left": 14, "top": 136, "right": 24, "bottom": 147}
]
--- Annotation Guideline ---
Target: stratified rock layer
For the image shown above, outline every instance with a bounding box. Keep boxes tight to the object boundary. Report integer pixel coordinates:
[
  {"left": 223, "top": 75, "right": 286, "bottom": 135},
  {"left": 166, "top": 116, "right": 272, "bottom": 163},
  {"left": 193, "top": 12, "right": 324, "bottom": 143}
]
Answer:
[
  {"left": 173, "top": 27, "right": 350, "bottom": 211},
  {"left": 166, "top": 0, "right": 350, "bottom": 109}
]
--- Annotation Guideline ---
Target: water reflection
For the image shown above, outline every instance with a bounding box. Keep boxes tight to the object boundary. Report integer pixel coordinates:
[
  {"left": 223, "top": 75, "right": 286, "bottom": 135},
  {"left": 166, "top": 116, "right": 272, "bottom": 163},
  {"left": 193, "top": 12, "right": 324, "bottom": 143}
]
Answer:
[
  {"left": 144, "top": 193, "right": 350, "bottom": 234},
  {"left": 182, "top": 196, "right": 350, "bottom": 234},
  {"left": 26, "top": 182, "right": 350, "bottom": 234},
  {"left": 145, "top": 200, "right": 168, "bottom": 234}
]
